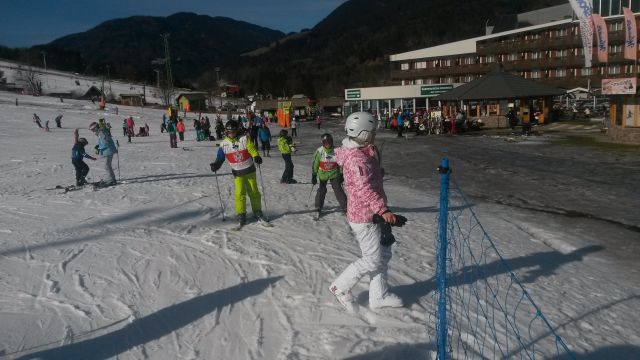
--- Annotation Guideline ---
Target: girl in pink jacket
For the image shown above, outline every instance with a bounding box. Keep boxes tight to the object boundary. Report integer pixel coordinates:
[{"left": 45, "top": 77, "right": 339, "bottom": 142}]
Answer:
[{"left": 329, "top": 112, "right": 403, "bottom": 312}]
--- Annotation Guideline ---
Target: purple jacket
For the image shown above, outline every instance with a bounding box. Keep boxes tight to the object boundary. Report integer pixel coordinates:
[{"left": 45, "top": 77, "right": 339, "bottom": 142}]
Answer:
[{"left": 335, "top": 138, "right": 387, "bottom": 223}]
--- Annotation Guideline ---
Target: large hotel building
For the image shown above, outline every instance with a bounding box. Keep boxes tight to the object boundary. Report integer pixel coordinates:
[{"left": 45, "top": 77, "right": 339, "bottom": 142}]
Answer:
[{"left": 345, "top": 1, "right": 640, "bottom": 137}]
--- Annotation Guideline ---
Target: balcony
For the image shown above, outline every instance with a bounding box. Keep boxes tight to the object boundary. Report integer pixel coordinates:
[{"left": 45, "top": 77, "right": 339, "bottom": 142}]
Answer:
[{"left": 390, "top": 63, "right": 490, "bottom": 80}]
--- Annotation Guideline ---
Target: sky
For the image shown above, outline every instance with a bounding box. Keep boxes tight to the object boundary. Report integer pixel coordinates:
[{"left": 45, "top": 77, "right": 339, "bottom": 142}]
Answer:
[{"left": 1, "top": 0, "right": 348, "bottom": 48}]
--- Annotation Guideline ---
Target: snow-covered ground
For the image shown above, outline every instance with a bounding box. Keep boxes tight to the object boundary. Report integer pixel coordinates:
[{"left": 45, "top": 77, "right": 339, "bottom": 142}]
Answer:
[{"left": 0, "top": 91, "right": 638, "bottom": 359}]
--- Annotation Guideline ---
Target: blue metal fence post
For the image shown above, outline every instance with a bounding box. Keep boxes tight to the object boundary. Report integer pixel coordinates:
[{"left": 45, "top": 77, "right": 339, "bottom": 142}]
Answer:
[{"left": 437, "top": 157, "right": 451, "bottom": 360}]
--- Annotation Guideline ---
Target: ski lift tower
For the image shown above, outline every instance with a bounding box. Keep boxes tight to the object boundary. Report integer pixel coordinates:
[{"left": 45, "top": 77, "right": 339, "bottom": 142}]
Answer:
[{"left": 161, "top": 33, "right": 174, "bottom": 107}]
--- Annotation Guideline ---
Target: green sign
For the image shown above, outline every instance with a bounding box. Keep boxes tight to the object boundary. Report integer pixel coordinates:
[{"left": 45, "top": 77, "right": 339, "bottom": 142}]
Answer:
[
  {"left": 346, "top": 89, "right": 361, "bottom": 99},
  {"left": 421, "top": 84, "right": 453, "bottom": 96}
]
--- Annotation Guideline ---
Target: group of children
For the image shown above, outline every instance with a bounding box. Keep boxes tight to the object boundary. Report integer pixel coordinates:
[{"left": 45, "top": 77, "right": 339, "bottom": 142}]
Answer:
[
  {"left": 68, "top": 110, "right": 405, "bottom": 312},
  {"left": 209, "top": 112, "right": 405, "bottom": 312}
]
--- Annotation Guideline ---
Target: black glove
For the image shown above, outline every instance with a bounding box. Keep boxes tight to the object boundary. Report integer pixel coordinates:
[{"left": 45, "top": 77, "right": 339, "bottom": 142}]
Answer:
[
  {"left": 379, "top": 223, "right": 396, "bottom": 247},
  {"left": 254, "top": 156, "right": 263, "bottom": 165},
  {"left": 311, "top": 175, "right": 317, "bottom": 185},
  {"left": 338, "top": 173, "right": 344, "bottom": 184},
  {"left": 210, "top": 161, "right": 222, "bottom": 172},
  {"left": 372, "top": 213, "right": 407, "bottom": 227}
]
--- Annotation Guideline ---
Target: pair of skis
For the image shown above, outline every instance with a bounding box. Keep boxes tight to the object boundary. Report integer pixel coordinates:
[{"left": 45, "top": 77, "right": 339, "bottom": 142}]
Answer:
[{"left": 230, "top": 218, "right": 273, "bottom": 231}]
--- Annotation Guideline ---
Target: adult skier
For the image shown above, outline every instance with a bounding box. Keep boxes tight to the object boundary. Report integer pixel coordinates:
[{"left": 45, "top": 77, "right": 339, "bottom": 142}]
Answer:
[
  {"left": 311, "top": 133, "right": 347, "bottom": 218},
  {"left": 209, "top": 120, "right": 266, "bottom": 228},
  {"left": 71, "top": 129, "right": 96, "bottom": 186},
  {"left": 329, "top": 112, "right": 405, "bottom": 312},
  {"left": 89, "top": 120, "right": 118, "bottom": 187}
]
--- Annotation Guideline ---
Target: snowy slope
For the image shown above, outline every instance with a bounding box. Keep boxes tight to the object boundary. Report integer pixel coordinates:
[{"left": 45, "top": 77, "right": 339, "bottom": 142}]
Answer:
[{"left": 0, "top": 91, "right": 638, "bottom": 359}]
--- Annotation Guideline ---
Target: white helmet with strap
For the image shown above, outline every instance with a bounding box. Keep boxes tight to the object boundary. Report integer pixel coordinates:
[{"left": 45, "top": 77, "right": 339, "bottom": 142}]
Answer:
[{"left": 344, "top": 111, "right": 377, "bottom": 144}]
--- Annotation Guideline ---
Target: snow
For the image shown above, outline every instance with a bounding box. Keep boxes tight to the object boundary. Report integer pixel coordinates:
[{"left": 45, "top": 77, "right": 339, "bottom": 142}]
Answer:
[{"left": 0, "top": 90, "right": 639, "bottom": 359}]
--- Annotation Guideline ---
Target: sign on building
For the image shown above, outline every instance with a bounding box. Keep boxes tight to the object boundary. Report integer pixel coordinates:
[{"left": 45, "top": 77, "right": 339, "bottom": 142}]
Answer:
[
  {"left": 346, "top": 89, "right": 361, "bottom": 99},
  {"left": 602, "top": 78, "right": 637, "bottom": 94},
  {"left": 420, "top": 84, "right": 454, "bottom": 96}
]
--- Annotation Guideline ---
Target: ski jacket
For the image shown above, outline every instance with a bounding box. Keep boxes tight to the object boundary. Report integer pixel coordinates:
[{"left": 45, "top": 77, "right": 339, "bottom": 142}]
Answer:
[
  {"left": 126, "top": 117, "right": 134, "bottom": 128},
  {"left": 214, "top": 135, "right": 259, "bottom": 177},
  {"left": 167, "top": 121, "right": 177, "bottom": 134},
  {"left": 96, "top": 128, "right": 117, "bottom": 157},
  {"left": 278, "top": 135, "right": 293, "bottom": 154},
  {"left": 335, "top": 137, "right": 387, "bottom": 223},
  {"left": 71, "top": 143, "right": 95, "bottom": 161},
  {"left": 176, "top": 121, "right": 186, "bottom": 132},
  {"left": 258, "top": 127, "right": 271, "bottom": 142},
  {"left": 312, "top": 146, "right": 341, "bottom": 181}
]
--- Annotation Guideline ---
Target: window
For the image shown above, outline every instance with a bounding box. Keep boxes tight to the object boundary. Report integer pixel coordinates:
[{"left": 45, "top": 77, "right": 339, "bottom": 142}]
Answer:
[
  {"left": 415, "top": 61, "right": 426, "bottom": 69},
  {"left": 442, "top": 59, "right": 451, "bottom": 67},
  {"left": 415, "top": 79, "right": 424, "bottom": 84},
  {"left": 608, "top": 65, "right": 621, "bottom": 75},
  {"left": 556, "top": 68, "right": 566, "bottom": 77},
  {"left": 555, "top": 49, "right": 568, "bottom": 58},
  {"left": 507, "top": 53, "right": 519, "bottom": 61},
  {"left": 400, "top": 63, "right": 409, "bottom": 70},
  {"left": 485, "top": 55, "right": 496, "bottom": 63},
  {"left": 462, "top": 57, "right": 475, "bottom": 65},
  {"left": 463, "top": 75, "right": 475, "bottom": 82},
  {"left": 610, "top": 22, "right": 623, "bottom": 32},
  {"left": 425, "top": 78, "right": 435, "bottom": 84},
  {"left": 610, "top": 44, "right": 623, "bottom": 54},
  {"left": 625, "top": 65, "right": 634, "bottom": 74},
  {"left": 532, "top": 51, "right": 542, "bottom": 60},
  {"left": 554, "top": 28, "right": 568, "bottom": 38},
  {"left": 581, "top": 67, "right": 592, "bottom": 76},
  {"left": 531, "top": 70, "right": 541, "bottom": 79}
]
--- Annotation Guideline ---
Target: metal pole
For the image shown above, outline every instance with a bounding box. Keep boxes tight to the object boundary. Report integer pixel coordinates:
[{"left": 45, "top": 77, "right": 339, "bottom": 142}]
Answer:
[
  {"left": 307, "top": 184, "right": 316, "bottom": 208},
  {"left": 214, "top": 171, "right": 226, "bottom": 221},
  {"left": 257, "top": 165, "right": 269, "bottom": 221},
  {"left": 437, "top": 157, "right": 451, "bottom": 360}
]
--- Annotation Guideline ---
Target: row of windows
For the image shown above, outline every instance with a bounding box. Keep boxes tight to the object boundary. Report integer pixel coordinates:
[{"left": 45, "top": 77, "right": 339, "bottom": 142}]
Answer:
[
  {"left": 400, "top": 45, "right": 630, "bottom": 71},
  {"left": 594, "top": 0, "right": 640, "bottom": 17},
  {"left": 402, "top": 65, "right": 635, "bottom": 84}
]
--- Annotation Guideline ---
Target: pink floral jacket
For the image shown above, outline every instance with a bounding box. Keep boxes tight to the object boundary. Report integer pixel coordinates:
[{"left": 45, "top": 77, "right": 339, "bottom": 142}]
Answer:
[{"left": 335, "top": 138, "right": 387, "bottom": 223}]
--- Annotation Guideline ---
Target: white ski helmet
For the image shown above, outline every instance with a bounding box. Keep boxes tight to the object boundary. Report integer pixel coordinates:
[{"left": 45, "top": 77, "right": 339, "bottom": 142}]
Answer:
[{"left": 344, "top": 111, "right": 377, "bottom": 144}]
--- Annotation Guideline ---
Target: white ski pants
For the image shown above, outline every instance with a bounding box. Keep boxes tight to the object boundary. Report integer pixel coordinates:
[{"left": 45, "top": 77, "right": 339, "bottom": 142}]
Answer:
[{"left": 331, "top": 222, "right": 392, "bottom": 297}]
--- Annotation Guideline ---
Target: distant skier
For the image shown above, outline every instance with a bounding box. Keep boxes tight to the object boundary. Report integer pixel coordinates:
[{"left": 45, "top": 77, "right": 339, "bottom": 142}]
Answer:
[
  {"left": 33, "top": 113, "right": 42, "bottom": 128},
  {"left": 209, "top": 119, "right": 266, "bottom": 228},
  {"left": 71, "top": 129, "right": 97, "bottom": 186},
  {"left": 257, "top": 122, "right": 272, "bottom": 157},
  {"left": 54, "top": 115, "right": 63, "bottom": 128},
  {"left": 167, "top": 119, "right": 178, "bottom": 148},
  {"left": 311, "top": 133, "right": 347, "bottom": 218},
  {"left": 45, "top": 120, "right": 50, "bottom": 132},
  {"left": 126, "top": 116, "right": 135, "bottom": 143},
  {"left": 277, "top": 129, "right": 296, "bottom": 184},
  {"left": 177, "top": 118, "right": 186, "bottom": 141},
  {"left": 329, "top": 112, "right": 405, "bottom": 312}
]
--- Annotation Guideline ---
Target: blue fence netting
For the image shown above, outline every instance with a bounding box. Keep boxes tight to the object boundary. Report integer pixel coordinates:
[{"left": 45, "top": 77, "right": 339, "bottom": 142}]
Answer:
[{"left": 433, "top": 157, "right": 575, "bottom": 360}]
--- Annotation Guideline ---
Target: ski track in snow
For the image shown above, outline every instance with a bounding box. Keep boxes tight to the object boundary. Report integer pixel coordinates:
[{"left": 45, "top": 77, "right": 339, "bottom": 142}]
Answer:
[{"left": 0, "top": 91, "right": 638, "bottom": 359}]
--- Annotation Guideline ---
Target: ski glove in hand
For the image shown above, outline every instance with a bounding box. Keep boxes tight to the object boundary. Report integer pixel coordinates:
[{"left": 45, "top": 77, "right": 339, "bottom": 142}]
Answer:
[
  {"left": 254, "top": 156, "right": 263, "bottom": 165},
  {"left": 210, "top": 161, "right": 222, "bottom": 172}
]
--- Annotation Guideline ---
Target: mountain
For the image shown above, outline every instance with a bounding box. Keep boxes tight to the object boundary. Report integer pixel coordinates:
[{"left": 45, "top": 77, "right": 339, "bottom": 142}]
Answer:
[
  {"left": 1, "top": 12, "right": 284, "bottom": 88},
  {"left": 0, "top": 0, "right": 566, "bottom": 97}
]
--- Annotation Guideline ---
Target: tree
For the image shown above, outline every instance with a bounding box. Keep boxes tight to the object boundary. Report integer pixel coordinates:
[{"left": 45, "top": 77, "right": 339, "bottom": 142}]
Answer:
[{"left": 15, "top": 66, "right": 42, "bottom": 96}]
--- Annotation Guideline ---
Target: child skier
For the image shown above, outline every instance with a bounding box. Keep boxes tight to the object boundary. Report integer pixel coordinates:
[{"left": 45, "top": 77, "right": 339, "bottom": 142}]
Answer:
[
  {"left": 209, "top": 120, "right": 266, "bottom": 227},
  {"left": 71, "top": 129, "right": 97, "bottom": 186},
  {"left": 329, "top": 112, "right": 406, "bottom": 312},
  {"left": 257, "top": 122, "right": 271, "bottom": 157},
  {"left": 167, "top": 119, "right": 178, "bottom": 148},
  {"left": 311, "top": 133, "right": 347, "bottom": 218},
  {"left": 177, "top": 118, "right": 186, "bottom": 141},
  {"left": 277, "top": 129, "right": 296, "bottom": 184}
]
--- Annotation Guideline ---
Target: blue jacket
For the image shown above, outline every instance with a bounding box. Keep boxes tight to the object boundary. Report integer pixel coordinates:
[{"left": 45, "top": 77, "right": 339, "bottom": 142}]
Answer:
[
  {"left": 97, "top": 128, "right": 117, "bottom": 156},
  {"left": 258, "top": 127, "right": 271, "bottom": 142},
  {"left": 71, "top": 143, "right": 93, "bottom": 161}
]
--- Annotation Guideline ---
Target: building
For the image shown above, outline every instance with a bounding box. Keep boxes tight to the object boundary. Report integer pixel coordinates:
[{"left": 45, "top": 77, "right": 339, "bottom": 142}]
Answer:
[
  {"left": 119, "top": 93, "right": 144, "bottom": 107},
  {"left": 386, "top": 1, "right": 640, "bottom": 135},
  {"left": 176, "top": 92, "right": 207, "bottom": 112}
]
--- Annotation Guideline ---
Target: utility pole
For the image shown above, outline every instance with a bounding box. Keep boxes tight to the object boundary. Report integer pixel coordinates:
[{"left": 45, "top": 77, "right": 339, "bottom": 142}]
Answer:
[
  {"left": 40, "top": 51, "right": 47, "bottom": 71},
  {"left": 106, "top": 65, "right": 112, "bottom": 99},
  {"left": 161, "top": 33, "right": 174, "bottom": 107}
]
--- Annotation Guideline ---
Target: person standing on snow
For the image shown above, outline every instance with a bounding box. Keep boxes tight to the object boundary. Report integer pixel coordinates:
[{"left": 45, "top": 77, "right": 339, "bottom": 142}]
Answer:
[
  {"left": 311, "top": 133, "right": 347, "bottom": 218},
  {"left": 71, "top": 129, "right": 97, "bottom": 186},
  {"left": 278, "top": 129, "right": 296, "bottom": 184},
  {"left": 126, "top": 116, "right": 135, "bottom": 143},
  {"left": 89, "top": 120, "right": 118, "bottom": 186},
  {"left": 329, "top": 111, "right": 405, "bottom": 312},
  {"left": 209, "top": 120, "right": 266, "bottom": 227},
  {"left": 257, "top": 122, "right": 272, "bottom": 157},
  {"left": 167, "top": 118, "right": 178, "bottom": 148},
  {"left": 177, "top": 118, "right": 186, "bottom": 141}
]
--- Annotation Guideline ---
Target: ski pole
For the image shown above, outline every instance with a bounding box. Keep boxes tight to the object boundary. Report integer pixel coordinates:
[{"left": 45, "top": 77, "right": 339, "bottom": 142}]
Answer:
[
  {"left": 257, "top": 164, "right": 269, "bottom": 221},
  {"left": 307, "top": 184, "right": 315, "bottom": 208},
  {"left": 116, "top": 152, "right": 120, "bottom": 181},
  {"left": 214, "top": 171, "right": 226, "bottom": 221}
]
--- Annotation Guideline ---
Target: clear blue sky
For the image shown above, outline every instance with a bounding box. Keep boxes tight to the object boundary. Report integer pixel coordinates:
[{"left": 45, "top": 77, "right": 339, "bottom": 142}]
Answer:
[{"left": 1, "top": 0, "right": 347, "bottom": 48}]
